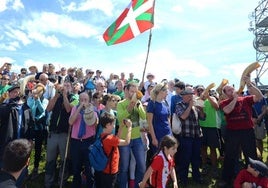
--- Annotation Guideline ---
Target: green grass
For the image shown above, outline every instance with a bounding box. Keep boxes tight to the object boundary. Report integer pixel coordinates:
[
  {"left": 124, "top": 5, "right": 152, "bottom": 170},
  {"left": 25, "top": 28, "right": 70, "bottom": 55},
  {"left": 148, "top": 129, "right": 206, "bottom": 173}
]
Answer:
[{"left": 25, "top": 138, "right": 268, "bottom": 188}]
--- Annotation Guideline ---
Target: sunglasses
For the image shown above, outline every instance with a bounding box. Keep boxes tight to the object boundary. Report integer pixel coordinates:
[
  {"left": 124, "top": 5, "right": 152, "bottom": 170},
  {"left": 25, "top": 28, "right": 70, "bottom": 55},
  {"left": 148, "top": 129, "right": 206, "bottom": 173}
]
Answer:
[
  {"left": 160, "top": 83, "right": 167, "bottom": 91},
  {"left": 2, "top": 78, "right": 9, "bottom": 80}
]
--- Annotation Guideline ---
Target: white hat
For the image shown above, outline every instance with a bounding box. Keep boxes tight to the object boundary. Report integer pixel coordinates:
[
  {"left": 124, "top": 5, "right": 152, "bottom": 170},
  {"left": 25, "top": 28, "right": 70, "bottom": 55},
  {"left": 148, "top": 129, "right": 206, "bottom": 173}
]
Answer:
[{"left": 83, "top": 104, "right": 96, "bottom": 126}]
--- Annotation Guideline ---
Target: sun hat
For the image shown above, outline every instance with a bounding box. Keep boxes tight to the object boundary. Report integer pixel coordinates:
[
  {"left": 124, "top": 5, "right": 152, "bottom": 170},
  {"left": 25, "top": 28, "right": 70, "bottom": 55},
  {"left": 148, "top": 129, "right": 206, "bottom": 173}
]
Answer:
[
  {"left": 83, "top": 104, "right": 97, "bottom": 126},
  {"left": 146, "top": 73, "right": 155, "bottom": 79}
]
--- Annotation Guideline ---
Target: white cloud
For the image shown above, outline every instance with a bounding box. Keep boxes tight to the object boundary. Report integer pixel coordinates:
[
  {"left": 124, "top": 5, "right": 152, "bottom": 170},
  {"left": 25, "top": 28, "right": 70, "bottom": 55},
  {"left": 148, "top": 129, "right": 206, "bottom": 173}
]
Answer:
[
  {"left": 23, "top": 12, "right": 99, "bottom": 39},
  {"left": 0, "top": 0, "right": 8, "bottom": 12},
  {"left": 0, "top": 41, "right": 19, "bottom": 51},
  {"left": 24, "top": 59, "right": 46, "bottom": 72},
  {"left": 188, "top": 0, "right": 220, "bottom": 9},
  {"left": 171, "top": 5, "right": 183, "bottom": 13},
  {"left": 28, "top": 32, "right": 61, "bottom": 48},
  {"left": 0, "top": 57, "right": 15, "bottom": 64},
  {"left": 5, "top": 28, "right": 31, "bottom": 46},
  {"left": 105, "top": 49, "right": 211, "bottom": 83},
  {"left": 12, "top": 0, "right": 24, "bottom": 11},
  {"left": 217, "top": 61, "right": 264, "bottom": 88},
  {"left": 0, "top": 0, "right": 24, "bottom": 12},
  {"left": 62, "top": 0, "right": 114, "bottom": 16}
]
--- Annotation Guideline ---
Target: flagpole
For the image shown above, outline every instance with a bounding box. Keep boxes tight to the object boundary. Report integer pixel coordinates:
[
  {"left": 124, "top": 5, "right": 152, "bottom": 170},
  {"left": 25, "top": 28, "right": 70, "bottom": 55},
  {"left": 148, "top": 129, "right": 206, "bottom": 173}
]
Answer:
[{"left": 140, "top": 29, "right": 152, "bottom": 90}]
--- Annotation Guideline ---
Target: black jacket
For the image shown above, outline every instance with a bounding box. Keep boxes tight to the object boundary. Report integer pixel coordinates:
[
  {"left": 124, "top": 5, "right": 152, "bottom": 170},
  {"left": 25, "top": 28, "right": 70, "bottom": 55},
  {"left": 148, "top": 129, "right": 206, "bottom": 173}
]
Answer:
[
  {"left": 0, "top": 101, "right": 33, "bottom": 159},
  {"left": 0, "top": 171, "right": 16, "bottom": 188}
]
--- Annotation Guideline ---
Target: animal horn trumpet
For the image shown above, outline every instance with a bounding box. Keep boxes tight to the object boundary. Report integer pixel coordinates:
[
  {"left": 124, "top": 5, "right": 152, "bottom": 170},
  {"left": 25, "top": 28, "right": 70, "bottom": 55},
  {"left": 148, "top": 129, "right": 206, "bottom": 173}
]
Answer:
[
  {"left": 204, "top": 83, "right": 216, "bottom": 94},
  {"left": 20, "top": 75, "right": 35, "bottom": 96},
  {"left": 237, "top": 62, "right": 260, "bottom": 94},
  {"left": 216, "top": 79, "right": 229, "bottom": 96}
]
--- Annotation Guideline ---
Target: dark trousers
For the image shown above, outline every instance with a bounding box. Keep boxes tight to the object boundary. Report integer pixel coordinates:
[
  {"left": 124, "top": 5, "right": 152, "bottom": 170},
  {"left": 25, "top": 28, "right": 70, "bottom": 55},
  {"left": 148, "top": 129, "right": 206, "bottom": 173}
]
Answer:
[
  {"left": 34, "top": 130, "right": 45, "bottom": 168},
  {"left": 95, "top": 171, "right": 117, "bottom": 188},
  {"left": 178, "top": 137, "right": 201, "bottom": 184},
  {"left": 70, "top": 137, "right": 95, "bottom": 188},
  {"left": 222, "top": 128, "right": 257, "bottom": 182}
]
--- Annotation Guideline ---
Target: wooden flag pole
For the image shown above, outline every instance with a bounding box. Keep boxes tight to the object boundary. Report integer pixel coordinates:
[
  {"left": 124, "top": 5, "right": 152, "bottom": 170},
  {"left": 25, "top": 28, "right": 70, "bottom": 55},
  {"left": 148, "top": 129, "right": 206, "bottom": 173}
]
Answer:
[{"left": 139, "top": 29, "right": 152, "bottom": 90}]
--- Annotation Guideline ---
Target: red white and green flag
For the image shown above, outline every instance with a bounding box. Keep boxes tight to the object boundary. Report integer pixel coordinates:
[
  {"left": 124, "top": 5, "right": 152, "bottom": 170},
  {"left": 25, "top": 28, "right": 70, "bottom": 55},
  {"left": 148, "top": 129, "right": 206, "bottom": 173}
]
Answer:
[{"left": 103, "top": 0, "right": 155, "bottom": 46}]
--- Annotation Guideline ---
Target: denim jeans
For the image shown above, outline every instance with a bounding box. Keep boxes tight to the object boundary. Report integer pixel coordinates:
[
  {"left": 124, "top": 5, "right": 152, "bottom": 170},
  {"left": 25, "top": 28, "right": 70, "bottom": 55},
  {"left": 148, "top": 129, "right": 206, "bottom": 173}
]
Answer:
[
  {"left": 178, "top": 136, "right": 201, "bottom": 184},
  {"left": 118, "top": 138, "right": 146, "bottom": 188},
  {"left": 70, "top": 137, "right": 95, "bottom": 188}
]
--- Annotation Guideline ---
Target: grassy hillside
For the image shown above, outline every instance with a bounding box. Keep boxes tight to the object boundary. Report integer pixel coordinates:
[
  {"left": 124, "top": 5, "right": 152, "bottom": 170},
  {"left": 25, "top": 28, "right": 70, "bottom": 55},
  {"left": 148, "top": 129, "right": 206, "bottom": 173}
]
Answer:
[{"left": 25, "top": 138, "right": 268, "bottom": 188}]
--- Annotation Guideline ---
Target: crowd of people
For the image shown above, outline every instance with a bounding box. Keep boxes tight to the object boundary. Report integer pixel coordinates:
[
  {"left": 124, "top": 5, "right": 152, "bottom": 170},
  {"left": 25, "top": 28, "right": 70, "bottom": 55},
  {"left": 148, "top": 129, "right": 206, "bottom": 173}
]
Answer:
[{"left": 0, "top": 62, "right": 267, "bottom": 188}]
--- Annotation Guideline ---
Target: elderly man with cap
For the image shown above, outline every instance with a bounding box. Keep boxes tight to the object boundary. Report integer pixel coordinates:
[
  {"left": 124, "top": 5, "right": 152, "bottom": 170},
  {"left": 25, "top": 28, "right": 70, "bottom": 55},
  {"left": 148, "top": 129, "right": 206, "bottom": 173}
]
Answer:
[
  {"left": 174, "top": 86, "right": 205, "bottom": 186},
  {"left": 234, "top": 157, "right": 268, "bottom": 188}
]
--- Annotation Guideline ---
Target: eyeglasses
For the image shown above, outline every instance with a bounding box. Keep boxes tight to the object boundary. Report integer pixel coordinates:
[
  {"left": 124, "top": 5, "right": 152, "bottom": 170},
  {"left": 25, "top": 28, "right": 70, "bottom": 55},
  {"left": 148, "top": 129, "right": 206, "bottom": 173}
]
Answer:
[
  {"left": 2, "top": 78, "right": 9, "bottom": 80},
  {"left": 112, "top": 99, "right": 120, "bottom": 102},
  {"left": 197, "top": 89, "right": 204, "bottom": 92},
  {"left": 88, "top": 72, "right": 94, "bottom": 74}
]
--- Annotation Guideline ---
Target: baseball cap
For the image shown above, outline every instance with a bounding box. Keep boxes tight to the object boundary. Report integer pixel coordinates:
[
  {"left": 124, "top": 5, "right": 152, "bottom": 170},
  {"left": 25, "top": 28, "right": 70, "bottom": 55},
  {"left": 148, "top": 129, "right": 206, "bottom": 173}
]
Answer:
[
  {"left": 180, "top": 87, "right": 194, "bottom": 95},
  {"left": 249, "top": 157, "right": 268, "bottom": 177},
  {"left": 8, "top": 84, "right": 20, "bottom": 92}
]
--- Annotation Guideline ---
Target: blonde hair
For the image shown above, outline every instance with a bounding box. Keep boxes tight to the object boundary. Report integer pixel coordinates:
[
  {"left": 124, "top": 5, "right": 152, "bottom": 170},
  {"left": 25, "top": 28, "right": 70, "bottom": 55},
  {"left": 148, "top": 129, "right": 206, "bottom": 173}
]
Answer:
[{"left": 150, "top": 82, "right": 167, "bottom": 101}]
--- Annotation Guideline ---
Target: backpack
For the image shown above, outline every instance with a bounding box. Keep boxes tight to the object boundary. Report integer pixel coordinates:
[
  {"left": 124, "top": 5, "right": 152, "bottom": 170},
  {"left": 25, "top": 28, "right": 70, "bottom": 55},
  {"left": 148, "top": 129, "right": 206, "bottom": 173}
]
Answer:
[
  {"left": 171, "top": 113, "right": 182, "bottom": 135},
  {"left": 88, "top": 135, "right": 114, "bottom": 171}
]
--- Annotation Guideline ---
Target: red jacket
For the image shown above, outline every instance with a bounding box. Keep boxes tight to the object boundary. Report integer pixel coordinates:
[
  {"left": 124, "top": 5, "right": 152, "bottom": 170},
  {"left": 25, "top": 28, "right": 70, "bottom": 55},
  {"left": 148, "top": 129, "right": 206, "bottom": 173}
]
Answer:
[{"left": 234, "top": 169, "right": 268, "bottom": 188}]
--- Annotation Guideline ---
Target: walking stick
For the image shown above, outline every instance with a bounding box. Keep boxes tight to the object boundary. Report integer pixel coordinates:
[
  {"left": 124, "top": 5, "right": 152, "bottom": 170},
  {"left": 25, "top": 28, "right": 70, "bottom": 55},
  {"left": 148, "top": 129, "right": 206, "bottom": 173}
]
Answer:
[{"left": 60, "top": 125, "right": 72, "bottom": 188}]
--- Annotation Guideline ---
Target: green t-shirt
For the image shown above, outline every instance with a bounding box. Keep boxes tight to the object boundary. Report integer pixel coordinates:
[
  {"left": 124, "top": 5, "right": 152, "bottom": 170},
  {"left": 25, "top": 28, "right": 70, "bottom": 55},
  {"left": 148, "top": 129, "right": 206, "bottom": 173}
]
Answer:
[
  {"left": 199, "top": 99, "right": 221, "bottom": 128},
  {"left": 117, "top": 99, "right": 146, "bottom": 139}
]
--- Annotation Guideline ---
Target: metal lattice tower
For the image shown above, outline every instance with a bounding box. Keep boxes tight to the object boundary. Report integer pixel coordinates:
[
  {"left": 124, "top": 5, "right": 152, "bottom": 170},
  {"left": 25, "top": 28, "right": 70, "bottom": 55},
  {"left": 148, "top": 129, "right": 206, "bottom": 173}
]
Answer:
[{"left": 250, "top": 0, "right": 268, "bottom": 87}]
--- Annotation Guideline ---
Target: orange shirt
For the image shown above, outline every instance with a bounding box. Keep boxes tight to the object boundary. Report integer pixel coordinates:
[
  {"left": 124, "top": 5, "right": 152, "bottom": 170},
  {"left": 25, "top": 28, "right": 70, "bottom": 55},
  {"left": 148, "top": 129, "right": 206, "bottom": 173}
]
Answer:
[{"left": 101, "top": 133, "right": 120, "bottom": 174}]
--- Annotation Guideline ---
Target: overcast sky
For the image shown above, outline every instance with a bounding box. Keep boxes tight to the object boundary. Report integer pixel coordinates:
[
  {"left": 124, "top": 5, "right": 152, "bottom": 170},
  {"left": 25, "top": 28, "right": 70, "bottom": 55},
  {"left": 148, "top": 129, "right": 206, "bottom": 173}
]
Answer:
[{"left": 0, "top": 0, "right": 265, "bottom": 89}]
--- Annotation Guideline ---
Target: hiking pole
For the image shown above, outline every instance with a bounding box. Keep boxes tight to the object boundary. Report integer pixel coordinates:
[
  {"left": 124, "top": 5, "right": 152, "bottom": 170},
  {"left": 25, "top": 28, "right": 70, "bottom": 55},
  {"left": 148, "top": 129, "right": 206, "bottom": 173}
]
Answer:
[{"left": 60, "top": 125, "right": 72, "bottom": 188}]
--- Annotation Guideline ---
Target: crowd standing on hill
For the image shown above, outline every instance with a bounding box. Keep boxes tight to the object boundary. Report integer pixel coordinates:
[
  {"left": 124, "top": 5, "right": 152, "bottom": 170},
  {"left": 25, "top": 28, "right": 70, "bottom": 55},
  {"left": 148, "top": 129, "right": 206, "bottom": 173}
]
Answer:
[{"left": 0, "top": 62, "right": 268, "bottom": 188}]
